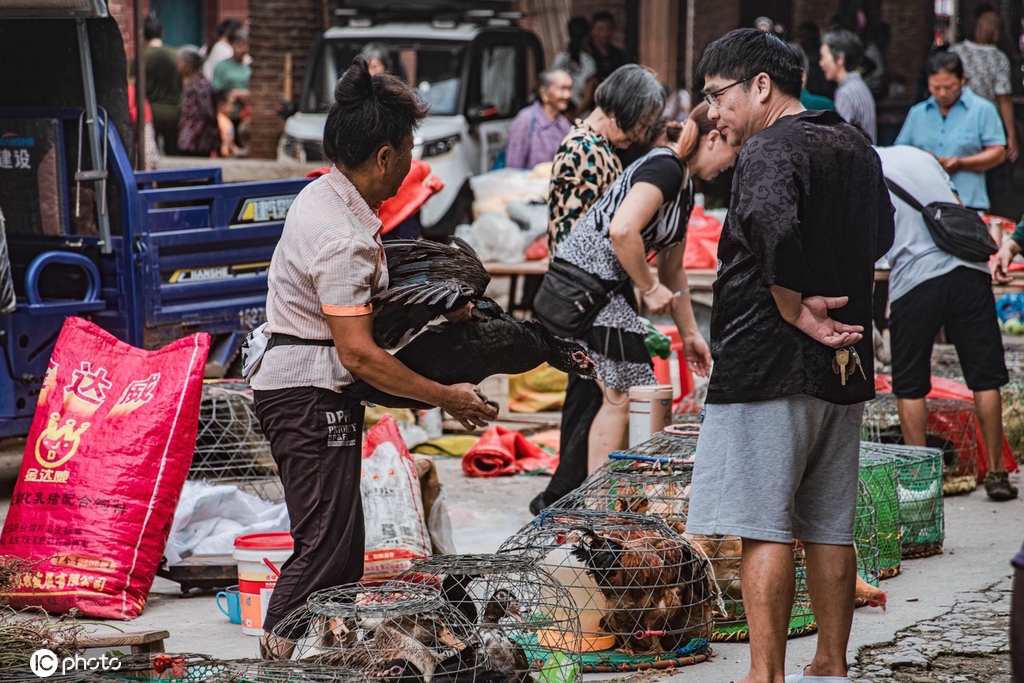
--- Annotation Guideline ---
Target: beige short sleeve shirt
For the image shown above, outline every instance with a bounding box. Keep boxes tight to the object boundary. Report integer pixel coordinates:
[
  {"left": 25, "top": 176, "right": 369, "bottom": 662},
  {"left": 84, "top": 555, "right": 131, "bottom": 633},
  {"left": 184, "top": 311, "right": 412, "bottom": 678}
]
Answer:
[{"left": 250, "top": 167, "right": 388, "bottom": 392}]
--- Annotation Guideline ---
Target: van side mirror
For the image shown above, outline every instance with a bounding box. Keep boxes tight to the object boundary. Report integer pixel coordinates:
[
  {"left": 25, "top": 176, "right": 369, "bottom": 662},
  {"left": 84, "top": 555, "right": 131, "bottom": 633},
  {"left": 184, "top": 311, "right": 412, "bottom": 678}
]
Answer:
[{"left": 466, "top": 104, "right": 501, "bottom": 125}]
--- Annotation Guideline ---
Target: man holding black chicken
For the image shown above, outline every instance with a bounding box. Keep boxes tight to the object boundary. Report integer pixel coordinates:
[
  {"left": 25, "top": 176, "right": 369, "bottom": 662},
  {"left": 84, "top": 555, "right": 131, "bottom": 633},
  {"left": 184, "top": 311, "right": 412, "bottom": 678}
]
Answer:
[{"left": 684, "top": 29, "right": 895, "bottom": 683}]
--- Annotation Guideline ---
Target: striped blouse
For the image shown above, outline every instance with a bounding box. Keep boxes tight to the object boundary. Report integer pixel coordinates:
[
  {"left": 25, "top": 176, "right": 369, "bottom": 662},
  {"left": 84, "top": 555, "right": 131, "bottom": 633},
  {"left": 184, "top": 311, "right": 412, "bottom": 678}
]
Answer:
[
  {"left": 250, "top": 167, "right": 388, "bottom": 392},
  {"left": 834, "top": 71, "right": 877, "bottom": 143}
]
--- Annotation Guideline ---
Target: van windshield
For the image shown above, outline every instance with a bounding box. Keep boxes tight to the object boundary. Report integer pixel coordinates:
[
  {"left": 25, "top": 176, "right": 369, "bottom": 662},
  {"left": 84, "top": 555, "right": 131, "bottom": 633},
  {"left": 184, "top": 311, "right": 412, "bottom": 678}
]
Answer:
[{"left": 303, "top": 38, "right": 468, "bottom": 116}]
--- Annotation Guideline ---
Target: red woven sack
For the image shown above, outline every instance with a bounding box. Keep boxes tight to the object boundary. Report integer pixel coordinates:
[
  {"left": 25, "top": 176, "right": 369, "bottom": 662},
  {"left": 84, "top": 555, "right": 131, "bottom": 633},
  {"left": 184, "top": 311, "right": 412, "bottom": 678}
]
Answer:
[{"left": 0, "top": 317, "right": 209, "bottom": 618}]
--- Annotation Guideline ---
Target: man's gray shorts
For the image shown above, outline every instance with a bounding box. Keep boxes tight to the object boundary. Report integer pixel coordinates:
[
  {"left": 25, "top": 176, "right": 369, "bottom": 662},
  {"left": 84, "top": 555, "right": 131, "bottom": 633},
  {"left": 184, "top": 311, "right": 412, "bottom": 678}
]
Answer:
[{"left": 686, "top": 394, "right": 864, "bottom": 545}]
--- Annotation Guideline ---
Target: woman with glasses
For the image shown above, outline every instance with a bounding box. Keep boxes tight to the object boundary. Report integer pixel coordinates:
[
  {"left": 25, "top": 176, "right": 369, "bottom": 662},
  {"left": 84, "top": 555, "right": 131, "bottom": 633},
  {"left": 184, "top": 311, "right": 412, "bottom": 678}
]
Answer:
[
  {"left": 530, "top": 64, "right": 666, "bottom": 515},
  {"left": 555, "top": 104, "right": 738, "bottom": 474},
  {"left": 894, "top": 50, "right": 1006, "bottom": 212},
  {"left": 252, "top": 56, "right": 496, "bottom": 657}
]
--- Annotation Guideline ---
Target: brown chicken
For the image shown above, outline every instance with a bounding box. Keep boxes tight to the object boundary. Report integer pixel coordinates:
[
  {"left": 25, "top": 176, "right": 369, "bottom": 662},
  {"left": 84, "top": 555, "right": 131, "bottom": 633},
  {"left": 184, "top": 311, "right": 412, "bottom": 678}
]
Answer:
[
  {"left": 684, "top": 533, "right": 742, "bottom": 619},
  {"left": 570, "top": 527, "right": 717, "bottom": 654},
  {"left": 855, "top": 574, "right": 888, "bottom": 611}
]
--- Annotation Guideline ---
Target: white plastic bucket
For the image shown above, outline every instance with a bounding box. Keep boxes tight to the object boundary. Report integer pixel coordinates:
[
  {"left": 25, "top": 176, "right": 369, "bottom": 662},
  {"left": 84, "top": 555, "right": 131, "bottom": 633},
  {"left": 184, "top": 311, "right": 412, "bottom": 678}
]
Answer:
[
  {"left": 234, "top": 532, "right": 293, "bottom": 636},
  {"left": 628, "top": 385, "right": 673, "bottom": 447}
]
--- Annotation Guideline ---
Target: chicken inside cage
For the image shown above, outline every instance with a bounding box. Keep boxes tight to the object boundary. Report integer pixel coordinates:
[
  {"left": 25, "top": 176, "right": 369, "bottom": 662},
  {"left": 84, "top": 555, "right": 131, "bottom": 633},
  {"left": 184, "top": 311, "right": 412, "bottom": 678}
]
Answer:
[
  {"left": 393, "top": 554, "right": 583, "bottom": 683},
  {"left": 500, "top": 510, "right": 720, "bottom": 660}
]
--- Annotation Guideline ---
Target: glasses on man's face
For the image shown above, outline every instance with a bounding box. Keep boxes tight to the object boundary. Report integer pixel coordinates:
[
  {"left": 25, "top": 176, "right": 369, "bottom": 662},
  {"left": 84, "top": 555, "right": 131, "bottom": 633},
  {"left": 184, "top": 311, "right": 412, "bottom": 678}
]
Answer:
[{"left": 703, "top": 74, "right": 756, "bottom": 107}]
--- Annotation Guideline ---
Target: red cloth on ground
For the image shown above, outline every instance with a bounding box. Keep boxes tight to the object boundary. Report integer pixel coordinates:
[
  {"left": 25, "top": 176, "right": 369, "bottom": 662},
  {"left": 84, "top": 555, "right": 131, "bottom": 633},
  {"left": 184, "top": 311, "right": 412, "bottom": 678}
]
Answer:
[
  {"left": 874, "top": 374, "right": 1018, "bottom": 478},
  {"left": 305, "top": 160, "right": 443, "bottom": 234},
  {"left": 462, "top": 425, "right": 559, "bottom": 477}
]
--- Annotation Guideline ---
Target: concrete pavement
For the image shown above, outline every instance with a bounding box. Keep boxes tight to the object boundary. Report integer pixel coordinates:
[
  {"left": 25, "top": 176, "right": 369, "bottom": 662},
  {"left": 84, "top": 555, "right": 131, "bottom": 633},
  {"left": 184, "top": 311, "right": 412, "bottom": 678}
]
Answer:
[{"left": 0, "top": 449, "right": 1020, "bottom": 680}]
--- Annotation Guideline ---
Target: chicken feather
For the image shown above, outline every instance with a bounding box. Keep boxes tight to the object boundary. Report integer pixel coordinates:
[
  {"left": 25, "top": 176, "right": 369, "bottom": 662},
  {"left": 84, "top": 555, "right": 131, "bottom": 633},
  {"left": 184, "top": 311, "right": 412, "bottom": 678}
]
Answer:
[{"left": 570, "top": 527, "right": 714, "bottom": 654}]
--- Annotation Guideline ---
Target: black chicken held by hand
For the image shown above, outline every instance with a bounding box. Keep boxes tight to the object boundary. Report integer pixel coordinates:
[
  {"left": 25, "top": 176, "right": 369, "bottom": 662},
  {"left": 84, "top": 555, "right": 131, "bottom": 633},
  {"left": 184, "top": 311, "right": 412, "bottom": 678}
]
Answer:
[
  {"left": 372, "top": 237, "right": 491, "bottom": 349},
  {"left": 347, "top": 239, "right": 597, "bottom": 409}
]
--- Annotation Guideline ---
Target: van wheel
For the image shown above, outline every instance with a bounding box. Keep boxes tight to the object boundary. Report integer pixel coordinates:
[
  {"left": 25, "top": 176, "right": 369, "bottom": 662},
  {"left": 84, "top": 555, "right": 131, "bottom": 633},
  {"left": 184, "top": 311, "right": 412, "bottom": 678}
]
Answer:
[{"left": 422, "top": 183, "right": 472, "bottom": 241}]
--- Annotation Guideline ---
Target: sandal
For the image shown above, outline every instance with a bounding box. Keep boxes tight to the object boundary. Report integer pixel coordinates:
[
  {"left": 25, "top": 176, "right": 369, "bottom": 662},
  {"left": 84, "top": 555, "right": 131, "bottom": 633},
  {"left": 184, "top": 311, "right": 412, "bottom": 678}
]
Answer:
[
  {"left": 785, "top": 668, "right": 851, "bottom": 682},
  {"left": 984, "top": 471, "right": 1019, "bottom": 501}
]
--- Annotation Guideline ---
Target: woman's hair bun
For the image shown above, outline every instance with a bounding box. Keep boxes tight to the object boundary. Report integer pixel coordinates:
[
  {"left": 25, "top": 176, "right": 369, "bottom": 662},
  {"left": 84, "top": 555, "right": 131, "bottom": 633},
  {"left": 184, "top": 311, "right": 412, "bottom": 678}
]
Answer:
[{"left": 334, "top": 54, "right": 374, "bottom": 106}]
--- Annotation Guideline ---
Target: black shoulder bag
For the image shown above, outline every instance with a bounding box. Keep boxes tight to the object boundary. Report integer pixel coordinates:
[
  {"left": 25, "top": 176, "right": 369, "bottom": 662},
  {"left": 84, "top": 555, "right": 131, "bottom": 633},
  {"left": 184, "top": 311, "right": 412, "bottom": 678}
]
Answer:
[
  {"left": 533, "top": 258, "right": 631, "bottom": 339},
  {"left": 884, "top": 178, "right": 997, "bottom": 263}
]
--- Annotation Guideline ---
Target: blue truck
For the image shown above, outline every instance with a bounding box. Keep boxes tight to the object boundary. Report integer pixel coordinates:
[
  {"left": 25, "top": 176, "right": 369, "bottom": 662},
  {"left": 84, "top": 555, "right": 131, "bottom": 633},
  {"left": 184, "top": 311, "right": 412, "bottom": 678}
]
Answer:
[{"left": 0, "top": 4, "right": 312, "bottom": 438}]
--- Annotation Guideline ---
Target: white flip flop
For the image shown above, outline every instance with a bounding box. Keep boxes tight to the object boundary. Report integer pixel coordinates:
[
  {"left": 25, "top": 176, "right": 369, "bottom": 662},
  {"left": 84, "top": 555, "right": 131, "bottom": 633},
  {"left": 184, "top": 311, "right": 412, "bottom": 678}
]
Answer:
[{"left": 784, "top": 670, "right": 852, "bottom": 683}]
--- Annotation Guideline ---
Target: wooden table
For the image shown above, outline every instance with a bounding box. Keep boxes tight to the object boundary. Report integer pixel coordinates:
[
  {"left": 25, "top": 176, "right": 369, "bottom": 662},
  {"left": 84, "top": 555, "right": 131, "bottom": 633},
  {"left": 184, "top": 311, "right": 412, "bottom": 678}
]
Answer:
[
  {"left": 483, "top": 261, "right": 1020, "bottom": 316},
  {"left": 484, "top": 260, "right": 550, "bottom": 315}
]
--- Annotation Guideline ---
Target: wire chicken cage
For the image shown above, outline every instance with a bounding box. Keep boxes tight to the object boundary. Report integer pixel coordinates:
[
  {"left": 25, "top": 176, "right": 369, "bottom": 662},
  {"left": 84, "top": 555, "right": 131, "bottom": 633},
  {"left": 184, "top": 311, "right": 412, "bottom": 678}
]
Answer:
[
  {"left": 392, "top": 554, "right": 582, "bottom": 683},
  {"left": 557, "top": 430, "right": 817, "bottom": 643},
  {"left": 497, "top": 508, "right": 719, "bottom": 672},
  {"left": 90, "top": 656, "right": 368, "bottom": 683},
  {"left": 855, "top": 477, "right": 882, "bottom": 593},
  {"left": 861, "top": 393, "right": 979, "bottom": 496},
  {"left": 226, "top": 659, "right": 369, "bottom": 683},
  {"left": 861, "top": 442, "right": 944, "bottom": 559},
  {"left": 264, "top": 582, "right": 494, "bottom": 683},
  {"left": 191, "top": 381, "right": 281, "bottom": 500},
  {"left": 858, "top": 448, "right": 902, "bottom": 579},
  {"left": 932, "top": 344, "right": 1024, "bottom": 464}
]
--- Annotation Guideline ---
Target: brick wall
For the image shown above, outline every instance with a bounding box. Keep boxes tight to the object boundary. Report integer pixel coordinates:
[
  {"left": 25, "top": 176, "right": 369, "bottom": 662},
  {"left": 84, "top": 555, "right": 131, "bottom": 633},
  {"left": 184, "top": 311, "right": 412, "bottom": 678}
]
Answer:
[
  {"left": 881, "top": 0, "right": 932, "bottom": 100},
  {"left": 790, "top": 0, "right": 834, "bottom": 32},
  {"left": 108, "top": 0, "right": 142, "bottom": 59},
  {"left": 248, "top": 0, "right": 326, "bottom": 159},
  {"left": 687, "top": 0, "right": 742, "bottom": 86}
]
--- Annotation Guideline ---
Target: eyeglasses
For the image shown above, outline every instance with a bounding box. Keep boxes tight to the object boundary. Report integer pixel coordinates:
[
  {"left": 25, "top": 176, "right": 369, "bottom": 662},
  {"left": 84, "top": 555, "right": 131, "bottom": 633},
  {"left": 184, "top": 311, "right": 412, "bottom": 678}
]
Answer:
[{"left": 703, "top": 74, "right": 756, "bottom": 107}]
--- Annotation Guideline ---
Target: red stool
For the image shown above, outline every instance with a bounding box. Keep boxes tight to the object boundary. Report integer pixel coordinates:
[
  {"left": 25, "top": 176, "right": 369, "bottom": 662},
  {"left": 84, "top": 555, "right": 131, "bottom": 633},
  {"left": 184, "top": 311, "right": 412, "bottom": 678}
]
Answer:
[{"left": 652, "top": 325, "right": 695, "bottom": 412}]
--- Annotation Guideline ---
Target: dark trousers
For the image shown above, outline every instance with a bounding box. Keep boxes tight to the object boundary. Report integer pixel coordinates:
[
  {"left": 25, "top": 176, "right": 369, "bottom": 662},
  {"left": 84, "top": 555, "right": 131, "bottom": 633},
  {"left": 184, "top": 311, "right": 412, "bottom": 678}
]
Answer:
[
  {"left": 544, "top": 374, "right": 603, "bottom": 501},
  {"left": 253, "top": 386, "right": 365, "bottom": 635}
]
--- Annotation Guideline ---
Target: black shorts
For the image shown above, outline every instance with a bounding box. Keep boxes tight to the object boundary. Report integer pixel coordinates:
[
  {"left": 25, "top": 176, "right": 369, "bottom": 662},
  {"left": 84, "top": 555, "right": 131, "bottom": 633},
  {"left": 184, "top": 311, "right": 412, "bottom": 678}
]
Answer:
[{"left": 890, "top": 267, "right": 1008, "bottom": 398}]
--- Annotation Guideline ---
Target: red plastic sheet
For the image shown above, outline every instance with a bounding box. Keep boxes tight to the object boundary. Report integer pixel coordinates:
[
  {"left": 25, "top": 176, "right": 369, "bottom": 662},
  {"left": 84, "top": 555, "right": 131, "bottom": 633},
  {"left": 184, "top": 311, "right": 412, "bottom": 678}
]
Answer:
[
  {"left": 874, "top": 374, "right": 1018, "bottom": 478},
  {"left": 307, "top": 160, "right": 443, "bottom": 234},
  {"left": 462, "top": 425, "right": 558, "bottom": 477},
  {"left": 0, "top": 318, "right": 209, "bottom": 618},
  {"left": 682, "top": 206, "right": 722, "bottom": 270}
]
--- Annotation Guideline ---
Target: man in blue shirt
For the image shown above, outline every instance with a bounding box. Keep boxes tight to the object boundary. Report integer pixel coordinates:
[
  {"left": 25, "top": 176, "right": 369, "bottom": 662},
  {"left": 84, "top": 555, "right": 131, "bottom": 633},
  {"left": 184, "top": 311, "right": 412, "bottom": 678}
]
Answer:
[{"left": 894, "top": 50, "right": 1006, "bottom": 211}]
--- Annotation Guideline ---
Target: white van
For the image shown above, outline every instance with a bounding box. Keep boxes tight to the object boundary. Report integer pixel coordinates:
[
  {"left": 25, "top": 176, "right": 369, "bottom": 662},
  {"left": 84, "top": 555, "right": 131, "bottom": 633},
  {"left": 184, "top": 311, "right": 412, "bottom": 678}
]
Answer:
[{"left": 278, "top": 5, "right": 544, "bottom": 238}]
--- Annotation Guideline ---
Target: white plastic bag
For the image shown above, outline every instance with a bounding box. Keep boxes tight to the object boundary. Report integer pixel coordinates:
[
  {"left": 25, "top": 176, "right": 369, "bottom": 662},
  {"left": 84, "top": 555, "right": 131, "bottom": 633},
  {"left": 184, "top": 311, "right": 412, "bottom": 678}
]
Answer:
[
  {"left": 241, "top": 322, "right": 269, "bottom": 382},
  {"left": 470, "top": 168, "right": 549, "bottom": 218},
  {"left": 455, "top": 211, "right": 526, "bottom": 263},
  {"left": 164, "top": 481, "right": 289, "bottom": 566}
]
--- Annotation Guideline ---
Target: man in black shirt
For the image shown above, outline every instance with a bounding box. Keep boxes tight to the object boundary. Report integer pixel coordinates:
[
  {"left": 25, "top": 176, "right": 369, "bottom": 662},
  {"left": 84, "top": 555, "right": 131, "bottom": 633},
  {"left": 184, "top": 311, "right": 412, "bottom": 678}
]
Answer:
[
  {"left": 686, "top": 29, "right": 894, "bottom": 683},
  {"left": 589, "top": 12, "right": 630, "bottom": 83}
]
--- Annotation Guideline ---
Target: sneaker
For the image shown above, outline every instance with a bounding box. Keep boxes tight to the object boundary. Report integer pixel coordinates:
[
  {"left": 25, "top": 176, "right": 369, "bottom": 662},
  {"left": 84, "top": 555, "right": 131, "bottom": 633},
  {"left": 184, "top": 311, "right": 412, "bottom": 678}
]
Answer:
[{"left": 984, "top": 471, "right": 1019, "bottom": 501}]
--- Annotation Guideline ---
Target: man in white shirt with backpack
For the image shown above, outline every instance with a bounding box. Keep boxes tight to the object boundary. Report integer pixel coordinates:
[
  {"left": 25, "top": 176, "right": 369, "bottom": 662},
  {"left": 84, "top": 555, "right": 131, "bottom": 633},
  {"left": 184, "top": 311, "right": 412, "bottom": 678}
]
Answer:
[{"left": 876, "top": 144, "right": 1017, "bottom": 501}]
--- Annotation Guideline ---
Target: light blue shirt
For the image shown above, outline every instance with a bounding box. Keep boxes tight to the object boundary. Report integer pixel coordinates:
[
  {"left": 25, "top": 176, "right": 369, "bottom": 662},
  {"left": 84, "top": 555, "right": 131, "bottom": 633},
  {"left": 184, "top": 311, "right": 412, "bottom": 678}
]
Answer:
[{"left": 894, "top": 86, "right": 1005, "bottom": 210}]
